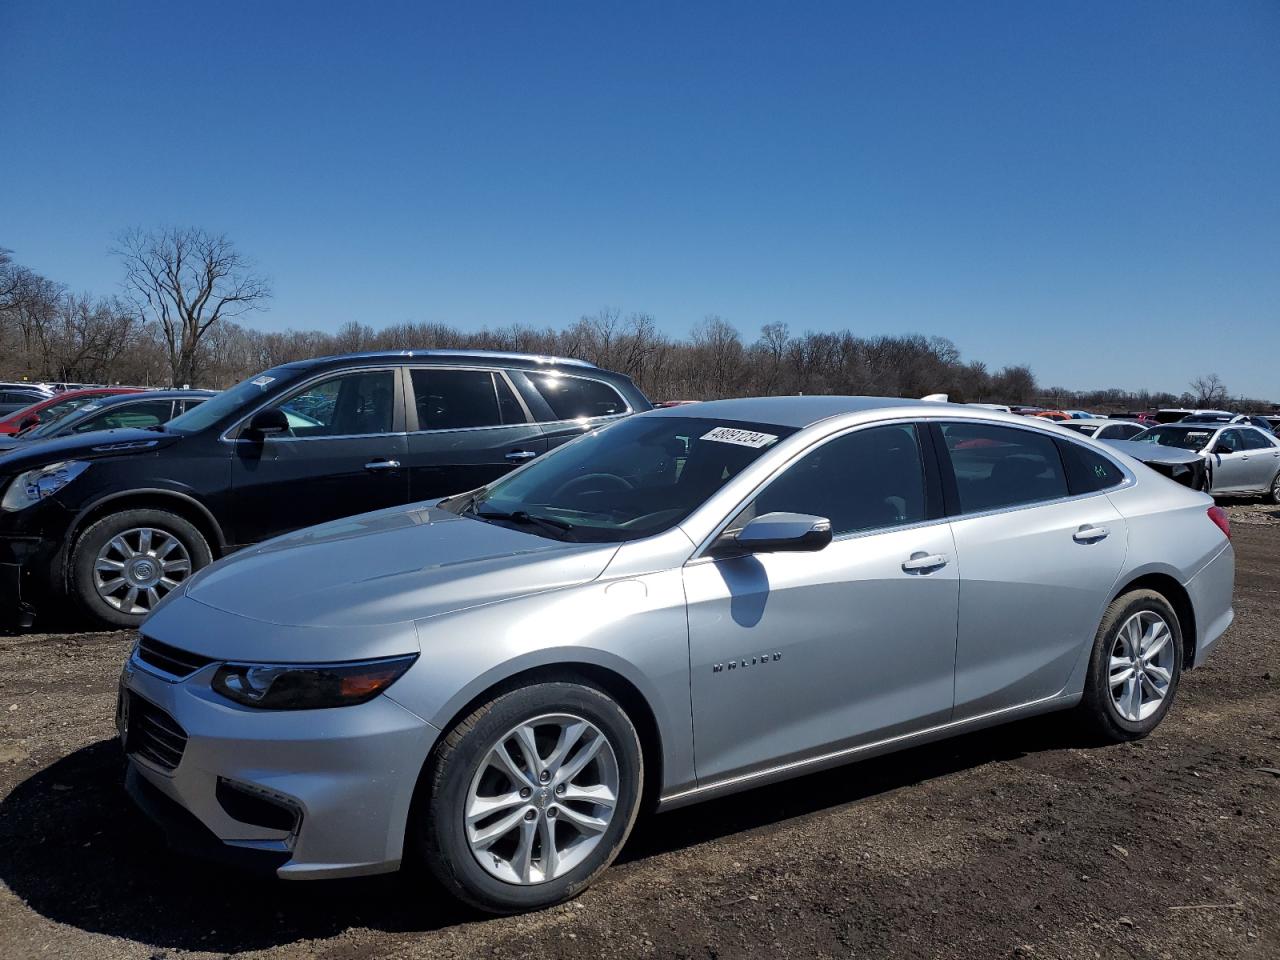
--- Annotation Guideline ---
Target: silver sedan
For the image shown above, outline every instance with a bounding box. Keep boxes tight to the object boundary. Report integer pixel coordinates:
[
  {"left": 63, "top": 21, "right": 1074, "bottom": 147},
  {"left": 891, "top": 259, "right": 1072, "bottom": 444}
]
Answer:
[
  {"left": 120, "top": 398, "right": 1235, "bottom": 913},
  {"left": 1131, "top": 423, "right": 1280, "bottom": 502}
]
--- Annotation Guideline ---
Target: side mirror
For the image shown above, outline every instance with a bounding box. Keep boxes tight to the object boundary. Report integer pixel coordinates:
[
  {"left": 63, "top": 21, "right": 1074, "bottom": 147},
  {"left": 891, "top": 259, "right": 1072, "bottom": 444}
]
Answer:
[
  {"left": 1211, "top": 443, "right": 1232, "bottom": 456},
  {"left": 18, "top": 415, "right": 39, "bottom": 432},
  {"left": 245, "top": 407, "right": 289, "bottom": 438},
  {"left": 735, "top": 512, "right": 833, "bottom": 553}
]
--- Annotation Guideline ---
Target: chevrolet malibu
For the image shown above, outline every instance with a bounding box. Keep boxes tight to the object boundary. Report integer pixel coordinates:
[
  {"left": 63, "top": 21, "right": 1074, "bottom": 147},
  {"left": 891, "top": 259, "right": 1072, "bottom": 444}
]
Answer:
[{"left": 119, "top": 397, "right": 1235, "bottom": 913}]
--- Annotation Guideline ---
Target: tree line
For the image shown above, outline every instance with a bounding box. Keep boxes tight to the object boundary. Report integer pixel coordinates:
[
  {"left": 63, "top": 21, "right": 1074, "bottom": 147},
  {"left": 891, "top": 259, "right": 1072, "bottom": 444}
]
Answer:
[{"left": 1, "top": 231, "right": 1270, "bottom": 412}]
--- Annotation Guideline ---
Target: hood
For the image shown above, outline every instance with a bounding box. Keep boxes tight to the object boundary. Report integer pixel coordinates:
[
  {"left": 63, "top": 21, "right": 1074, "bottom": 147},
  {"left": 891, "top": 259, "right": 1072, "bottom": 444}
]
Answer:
[
  {"left": 0, "top": 427, "right": 181, "bottom": 472},
  {"left": 183, "top": 503, "right": 619, "bottom": 628},
  {"left": 1102, "top": 439, "right": 1203, "bottom": 466}
]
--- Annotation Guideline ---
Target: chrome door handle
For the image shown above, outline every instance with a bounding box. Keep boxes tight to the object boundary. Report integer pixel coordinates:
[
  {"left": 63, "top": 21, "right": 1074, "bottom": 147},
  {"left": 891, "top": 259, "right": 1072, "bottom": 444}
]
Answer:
[
  {"left": 1073, "top": 524, "right": 1109, "bottom": 543},
  {"left": 505, "top": 450, "right": 538, "bottom": 461},
  {"left": 364, "top": 459, "right": 401, "bottom": 470},
  {"left": 901, "top": 552, "right": 947, "bottom": 573}
]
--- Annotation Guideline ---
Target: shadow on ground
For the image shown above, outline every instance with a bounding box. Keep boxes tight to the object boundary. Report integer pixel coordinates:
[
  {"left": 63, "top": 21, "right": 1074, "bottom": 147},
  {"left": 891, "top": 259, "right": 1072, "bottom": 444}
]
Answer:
[{"left": 0, "top": 714, "right": 1086, "bottom": 953}]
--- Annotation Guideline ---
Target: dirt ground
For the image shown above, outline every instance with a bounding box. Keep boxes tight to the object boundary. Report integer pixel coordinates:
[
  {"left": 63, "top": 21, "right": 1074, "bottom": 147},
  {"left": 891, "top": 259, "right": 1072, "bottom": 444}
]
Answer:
[{"left": 1, "top": 505, "right": 1277, "bottom": 960}]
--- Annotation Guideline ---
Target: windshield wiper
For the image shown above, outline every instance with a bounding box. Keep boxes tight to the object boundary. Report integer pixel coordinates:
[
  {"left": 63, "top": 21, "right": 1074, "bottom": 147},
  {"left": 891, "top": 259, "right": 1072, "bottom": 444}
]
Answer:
[{"left": 470, "top": 506, "right": 575, "bottom": 537}]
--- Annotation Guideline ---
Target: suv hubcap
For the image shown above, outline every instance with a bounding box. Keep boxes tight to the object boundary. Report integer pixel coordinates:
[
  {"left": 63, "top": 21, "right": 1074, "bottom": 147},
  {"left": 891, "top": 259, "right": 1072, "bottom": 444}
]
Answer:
[
  {"left": 465, "top": 713, "right": 619, "bottom": 885},
  {"left": 93, "top": 527, "right": 192, "bottom": 615},
  {"left": 1109, "top": 611, "right": 1175, "bottom": 722}
]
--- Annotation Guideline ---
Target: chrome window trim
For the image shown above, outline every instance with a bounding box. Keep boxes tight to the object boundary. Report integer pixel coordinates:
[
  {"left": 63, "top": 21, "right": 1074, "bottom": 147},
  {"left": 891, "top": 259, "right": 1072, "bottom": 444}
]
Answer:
[
  {"left": 402, "top": 365, "right": 536, "bottom": 434},
  {"left": 218, "top": 365, "right": 403, "bottom": 443}
]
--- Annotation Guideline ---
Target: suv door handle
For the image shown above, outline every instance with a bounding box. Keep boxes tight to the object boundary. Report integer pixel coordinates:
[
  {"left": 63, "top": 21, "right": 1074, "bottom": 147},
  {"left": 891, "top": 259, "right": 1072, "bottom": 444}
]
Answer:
[
  {"left": 1073, "top": 524, "right": 1109, "bottom": 543},
  {"left": 901, "top": 552, "right": 948, "bottom": 573},
  {"left": 505, "top": 450, "right": 538, "bottom": 461},
  {"left": 364, "top": 459, "right": 401, "bottom": 471}
]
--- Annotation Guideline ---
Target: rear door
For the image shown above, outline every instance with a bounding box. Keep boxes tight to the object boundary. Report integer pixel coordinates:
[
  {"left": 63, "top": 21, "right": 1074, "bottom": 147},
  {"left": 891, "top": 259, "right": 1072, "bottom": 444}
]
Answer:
[
  {"left": 403, "top": 366, "right": 547, "bottom": 500},
  {"left": 1238, "top": 428, "right": 1280, "bottom": 491},
  {"left": 934, "top": 421, "right": 1129, "bottom": 719},
  {"left": 228, "top": 367, "right": 408, "bottom": 543}
]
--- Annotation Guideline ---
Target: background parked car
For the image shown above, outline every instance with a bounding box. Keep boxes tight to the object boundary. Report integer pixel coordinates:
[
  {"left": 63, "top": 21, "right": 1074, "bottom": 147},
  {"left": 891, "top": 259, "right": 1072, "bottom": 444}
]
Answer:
[
  {"left": 0, "top": 390, "right": 216, "bottom": 454},
  {"left": 1057, "top": 418, "right": 1148, "bottom": 441},
  {"left": 1130, "top": 423, "right": 1280, "bottom": 501},
  {"left": 0, "top": 350, "right": 649, "bottom": 629},
  {"left": 0, "top": 388, "right": 54, "bottom": 418},
  {"left": 0, "top": 387, "right": 145, "bottom": 435}
]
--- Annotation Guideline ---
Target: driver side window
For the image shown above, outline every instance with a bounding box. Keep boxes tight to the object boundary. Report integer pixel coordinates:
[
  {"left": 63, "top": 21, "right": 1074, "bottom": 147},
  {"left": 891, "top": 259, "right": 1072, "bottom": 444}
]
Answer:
[
  {"left": 745, "top": 424, "right": 927, "bottom": 536},
  {"left": 1216, "top": 429, "right": 1242, "bottom": 453},
  {"left": 270, "top": 370, "right": 396, "bottom": 438}
]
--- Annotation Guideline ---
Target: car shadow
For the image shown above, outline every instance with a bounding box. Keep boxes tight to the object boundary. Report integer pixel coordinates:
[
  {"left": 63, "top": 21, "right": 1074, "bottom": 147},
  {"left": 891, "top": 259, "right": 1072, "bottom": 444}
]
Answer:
[{"left": 0, "top": 715, "right": 1086, "bottom": 952}]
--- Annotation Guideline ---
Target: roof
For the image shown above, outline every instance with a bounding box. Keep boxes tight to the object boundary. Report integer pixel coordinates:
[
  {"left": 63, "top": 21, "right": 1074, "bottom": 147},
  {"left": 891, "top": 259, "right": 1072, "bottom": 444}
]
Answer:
[
  {"left": 643, "top": 395, "right": 934, "bottom": 429},
  {"left": 76, "top": 389, "right": 218, "bottom": 405},
  {"left": 283, "top": 349, "right": 597, "bottom": 370}
]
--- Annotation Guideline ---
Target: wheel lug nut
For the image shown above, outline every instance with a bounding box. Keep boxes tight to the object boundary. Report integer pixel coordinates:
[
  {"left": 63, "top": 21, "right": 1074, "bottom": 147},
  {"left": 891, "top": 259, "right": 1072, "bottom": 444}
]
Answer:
[
  {"left": 547, "top": 807, "right": 558, "bottom": 819},
  {"left": 555, "top": 784, "right": 565, "bottom": 795},
  {"left": 519, "top": 787, "right": 531, "bottom": 798},
  {"left": 524, "top": 810, "right": 536, "bottom": 821},
  {"left": 539, "top": 770, "right": 550, "bottom": 783}
]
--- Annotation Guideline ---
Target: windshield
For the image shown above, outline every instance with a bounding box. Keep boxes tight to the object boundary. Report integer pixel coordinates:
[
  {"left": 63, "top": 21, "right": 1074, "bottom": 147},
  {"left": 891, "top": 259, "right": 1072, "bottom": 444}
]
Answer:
[
  {"left": 1132, "top": 426, "right": 1214, "bottom": 451},
  {"left": 453, "top": 415, "right": 797, "bottom": 543},
  {"left": 165, "top": 369, "right": 297, "bottom": 434}
]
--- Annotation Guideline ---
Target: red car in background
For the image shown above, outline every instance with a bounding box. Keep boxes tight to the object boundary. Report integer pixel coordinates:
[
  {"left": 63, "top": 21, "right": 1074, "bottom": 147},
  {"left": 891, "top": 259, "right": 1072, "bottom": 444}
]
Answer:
[{"left": 0, "top": 387, "right": 145, "bottom": 435}]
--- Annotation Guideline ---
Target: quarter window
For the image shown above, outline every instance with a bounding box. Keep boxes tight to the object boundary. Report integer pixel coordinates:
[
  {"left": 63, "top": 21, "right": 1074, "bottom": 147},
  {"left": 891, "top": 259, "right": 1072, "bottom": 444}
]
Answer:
[
  {"left": 1056, "top": 439, "right": 1124, "bottom": 495},
  {"left": 749, "top": 424, "right": 928, "bottom": 536},
  {"left": 527, "top": 374, "right": 626, "bottom": 421},
  {"left": 411, "top": 369, "right": 525, "bottom": 429},
  {"left": 271, "top": 370, "right": 395, "bottom": 437},
  {"left": 940, "top": 423, "right": 1069, "bottom": 512}
]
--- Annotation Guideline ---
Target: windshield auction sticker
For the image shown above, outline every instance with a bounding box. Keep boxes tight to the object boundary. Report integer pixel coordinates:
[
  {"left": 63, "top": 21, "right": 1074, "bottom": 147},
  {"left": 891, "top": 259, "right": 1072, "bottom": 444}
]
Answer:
[
  {"left": 251, "top": 376, "right": 276, "bottom": 387},
  {"left": 701, "top": 426, "right": 779, "bottom": 448}
]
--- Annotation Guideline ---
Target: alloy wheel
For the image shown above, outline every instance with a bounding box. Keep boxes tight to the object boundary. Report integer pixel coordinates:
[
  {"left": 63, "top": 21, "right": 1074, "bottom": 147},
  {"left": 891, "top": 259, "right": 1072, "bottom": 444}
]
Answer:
[
  {"left": 465, "top": 713, "right": 619, "bottom": 885},
  {"left": 93, "top": 527, "right": 192, "bottom": 615},
  {"left": 1108, "top": 610, "right": 1175, "bottom": 722}
]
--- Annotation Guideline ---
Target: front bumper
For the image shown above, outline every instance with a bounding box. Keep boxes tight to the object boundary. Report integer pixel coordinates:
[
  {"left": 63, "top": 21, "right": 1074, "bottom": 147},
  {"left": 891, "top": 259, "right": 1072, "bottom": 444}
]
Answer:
[{"left": 119, "top": 651, "right": 440, "bottom": 879}]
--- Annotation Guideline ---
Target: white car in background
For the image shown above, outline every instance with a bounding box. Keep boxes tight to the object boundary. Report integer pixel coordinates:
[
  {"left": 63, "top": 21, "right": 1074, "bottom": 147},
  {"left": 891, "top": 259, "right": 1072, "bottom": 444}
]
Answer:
[
  {"left": 1058, "top": 418, "right": 1148, "bottom": 442},
  {"left": 1131, "top": 423, "right": 1280, "bottom": 502}
]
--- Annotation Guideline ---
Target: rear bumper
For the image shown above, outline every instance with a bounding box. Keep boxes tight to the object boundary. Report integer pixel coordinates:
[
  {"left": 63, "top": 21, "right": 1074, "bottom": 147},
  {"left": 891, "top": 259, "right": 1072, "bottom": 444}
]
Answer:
[{"left": 1186, "top": 541, "right": 1234, "bottom": 667}]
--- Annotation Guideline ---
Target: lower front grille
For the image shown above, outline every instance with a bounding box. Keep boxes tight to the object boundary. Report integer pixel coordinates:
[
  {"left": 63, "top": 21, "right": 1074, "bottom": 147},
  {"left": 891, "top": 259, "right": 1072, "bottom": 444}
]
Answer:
[{"left": 124, "top": 692, "right": 188, "bottom": 772}]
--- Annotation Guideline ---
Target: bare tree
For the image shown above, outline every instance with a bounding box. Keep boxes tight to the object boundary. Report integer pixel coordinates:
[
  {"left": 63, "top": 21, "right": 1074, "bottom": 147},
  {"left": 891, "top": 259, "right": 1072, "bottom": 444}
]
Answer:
[
  {"left": 115, "top": 227, "right": 271, "bottom": 386},
  {"left": 1189, "top": 373, "right": 1228, "bottom": 408}
]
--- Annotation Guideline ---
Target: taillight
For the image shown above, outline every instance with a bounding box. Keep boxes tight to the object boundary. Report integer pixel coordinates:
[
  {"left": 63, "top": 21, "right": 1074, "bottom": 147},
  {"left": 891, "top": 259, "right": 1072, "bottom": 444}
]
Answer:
[{"left": 1207, "top": 506, "right": 1230, "bottom": 540}]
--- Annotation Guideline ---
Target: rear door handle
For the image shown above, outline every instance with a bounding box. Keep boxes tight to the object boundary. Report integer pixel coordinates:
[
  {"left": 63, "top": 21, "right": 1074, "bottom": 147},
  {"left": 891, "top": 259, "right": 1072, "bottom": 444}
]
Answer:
[
  {"left": 901, "top": 552, "right": 948, "bottom": 573},
  {"left": 505, "top": 450, "right": 538, "bottom": 461},
  {"left": 364, "top": 459, "right": 401, "bottom": 471},
  {"left": 1073, "top": 524, "right": 1109, "bottom": 543}
]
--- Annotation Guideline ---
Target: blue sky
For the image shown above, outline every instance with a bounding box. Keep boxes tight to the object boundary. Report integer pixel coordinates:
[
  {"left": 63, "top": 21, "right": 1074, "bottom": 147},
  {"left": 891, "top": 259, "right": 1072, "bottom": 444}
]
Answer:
[{"left": 3, "top": 1, "right": 1278, "bottom": 399}]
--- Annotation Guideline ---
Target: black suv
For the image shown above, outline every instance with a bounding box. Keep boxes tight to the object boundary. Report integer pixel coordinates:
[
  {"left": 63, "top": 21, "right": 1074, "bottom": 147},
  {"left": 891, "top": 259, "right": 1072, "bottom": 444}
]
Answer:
[{"left": 0, "top": 350, "right": 650, "bottom": 628}]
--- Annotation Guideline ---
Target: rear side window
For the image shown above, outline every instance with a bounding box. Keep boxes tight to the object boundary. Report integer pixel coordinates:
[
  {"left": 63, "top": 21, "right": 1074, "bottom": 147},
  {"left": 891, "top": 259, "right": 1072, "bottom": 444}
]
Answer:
[
  {"left": 1239, "top": 428, "right": 1275, "bottom": 451},
  {"left": 527, "top": 374, "right": 627, "bottom": 421},
  {"left": 1056, "top": 439, "right": 1125, "bottom": 494},
  {"left": 940, "top": 423, "right": 1069, "bottom": 513},
  {"left": 411, "top": 368, "right": 525, "bottom": 429}
]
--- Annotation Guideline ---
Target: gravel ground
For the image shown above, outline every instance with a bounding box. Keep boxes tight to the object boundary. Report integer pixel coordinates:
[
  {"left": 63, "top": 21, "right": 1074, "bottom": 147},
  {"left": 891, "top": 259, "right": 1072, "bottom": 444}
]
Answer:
[{"left": 1, "top": 505, "right": 1277, "bottom": 960}]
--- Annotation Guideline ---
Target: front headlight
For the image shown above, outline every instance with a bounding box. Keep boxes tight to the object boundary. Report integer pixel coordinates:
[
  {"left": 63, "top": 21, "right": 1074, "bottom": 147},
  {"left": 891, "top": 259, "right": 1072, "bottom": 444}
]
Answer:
[
  {"left": 211, "top": 654, "right": 419, "bottom": 710},
  {"left": 1, "top": 461, "right": 90, "bottom": 512}
]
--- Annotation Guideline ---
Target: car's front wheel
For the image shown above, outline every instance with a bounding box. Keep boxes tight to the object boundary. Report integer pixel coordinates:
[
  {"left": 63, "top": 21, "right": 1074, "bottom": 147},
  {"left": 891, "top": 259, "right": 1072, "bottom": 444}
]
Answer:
[
  {"left": 69, "top": 508, "right": 212, "bottom": 628},
  {"left": 1078, "top": 589, "right": 1184, "bottom": 742},
  {"left": 416, "top": 680, "right": 643, "bottom": 913}
]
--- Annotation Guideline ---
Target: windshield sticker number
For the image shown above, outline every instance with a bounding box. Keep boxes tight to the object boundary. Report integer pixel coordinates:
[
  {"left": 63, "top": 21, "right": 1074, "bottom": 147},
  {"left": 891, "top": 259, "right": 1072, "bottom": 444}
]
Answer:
[{"left": 700, "top": 427, "right": 779, "bottom": 448}]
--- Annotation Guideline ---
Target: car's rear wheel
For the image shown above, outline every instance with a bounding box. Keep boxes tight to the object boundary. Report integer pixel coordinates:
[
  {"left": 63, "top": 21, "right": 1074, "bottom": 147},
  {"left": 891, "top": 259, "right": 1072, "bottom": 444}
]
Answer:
[
  {"left": 69, "top": 508, "right": 212, "bottom": 627},
  {"left": 416, "top": 680, "right": 643, "bottom": 913},
  {"left": 1078, "top": 589, "right": 1183, "bottom": 742},
  {"left": 1267, "top": 471, "right": 1280, "bottom": 505}
]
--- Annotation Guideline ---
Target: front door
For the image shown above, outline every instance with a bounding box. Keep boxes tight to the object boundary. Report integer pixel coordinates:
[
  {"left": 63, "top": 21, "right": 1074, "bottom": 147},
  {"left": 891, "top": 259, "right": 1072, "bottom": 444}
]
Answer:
[
  {"left": 404, "top": 367, "right": 548, "bottom": 501},
  {"left": 229, "top": 367, "right": 409, "bottom": 544},
  {"left": 684, "top": 423, "right": 958, "bottom": 784}
]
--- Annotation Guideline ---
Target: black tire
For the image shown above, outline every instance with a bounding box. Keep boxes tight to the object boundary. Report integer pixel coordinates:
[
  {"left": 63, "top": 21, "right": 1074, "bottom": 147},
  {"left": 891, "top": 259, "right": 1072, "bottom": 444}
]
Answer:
[
  {"left": 1078, "top": 589, "right": 1184, "bottom": 743},
  {"left": 416, "top": 680, "right": 643, "bottom": 914},
  {"left": 69, "top": 508, "right": 213, "bottom": 628},
  {"left": 1267, "top": 471, "right": 1280, "bottom": 505}
]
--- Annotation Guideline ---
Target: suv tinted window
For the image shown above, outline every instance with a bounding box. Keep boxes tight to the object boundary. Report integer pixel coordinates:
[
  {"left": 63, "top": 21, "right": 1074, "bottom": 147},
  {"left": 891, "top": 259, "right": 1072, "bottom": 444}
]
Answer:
[
  {"left": 273, "top": 370, "right": 395, "bottom": 437},
  {"left": 751, "top": 424, "right": 927, "bottom": 535},
  {"left": 411, "top": 368, "right": 526, "bottom": 429},
  {"left": 1056, "top": 439, "right": 1124, "bottom": 494},
  {"left": 528, "top": 374, "right": 626, "bottom": 420},
  {"left": 940, "top": 423, "right": 1069, "bottom": 512}
]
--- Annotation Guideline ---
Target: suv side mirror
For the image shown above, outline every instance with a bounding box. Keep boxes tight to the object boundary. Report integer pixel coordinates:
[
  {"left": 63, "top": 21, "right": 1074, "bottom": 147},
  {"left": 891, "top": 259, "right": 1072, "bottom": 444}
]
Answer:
[
  {"left": 735, "top": 512, "right": 833, "bottom": 553},
  {"left": 245, "top": 407, "right": 290, "bottom": 438}
]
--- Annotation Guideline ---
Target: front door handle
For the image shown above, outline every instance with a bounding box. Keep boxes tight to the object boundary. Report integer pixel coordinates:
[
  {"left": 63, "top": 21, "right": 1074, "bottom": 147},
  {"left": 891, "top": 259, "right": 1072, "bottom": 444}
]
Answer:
[
  {"left": 1073, "top": 524, "right": 1109, "bottom": 543},
  {"left": 901, "top": 552, "right": 948, "bottom": 573},
  {"left": 505, "top": 450, "right": 538, "bottom": 462},
  {"left": 364, "top": 459, "right": 401, "bottom": 471}
]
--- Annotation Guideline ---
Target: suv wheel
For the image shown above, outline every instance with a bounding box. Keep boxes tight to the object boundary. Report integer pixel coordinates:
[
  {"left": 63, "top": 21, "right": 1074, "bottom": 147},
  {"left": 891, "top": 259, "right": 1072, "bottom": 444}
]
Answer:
[
  {"left": 416, "top": 680, "right": 643, "bottom": 913},
  {"left": 70, "top": 508, "right": 212, "bottom": 627},
  {"left": 1077, "top": 589, "right": 1183, "bottom": 743}
]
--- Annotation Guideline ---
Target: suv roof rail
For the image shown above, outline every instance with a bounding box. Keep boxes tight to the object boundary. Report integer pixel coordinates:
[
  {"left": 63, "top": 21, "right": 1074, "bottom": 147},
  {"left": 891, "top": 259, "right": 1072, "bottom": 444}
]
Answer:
[{"left": 307, "top": 349, "right": 598, "bottom": 368}]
